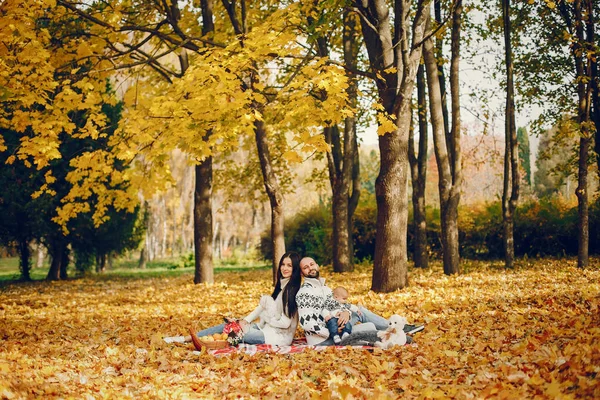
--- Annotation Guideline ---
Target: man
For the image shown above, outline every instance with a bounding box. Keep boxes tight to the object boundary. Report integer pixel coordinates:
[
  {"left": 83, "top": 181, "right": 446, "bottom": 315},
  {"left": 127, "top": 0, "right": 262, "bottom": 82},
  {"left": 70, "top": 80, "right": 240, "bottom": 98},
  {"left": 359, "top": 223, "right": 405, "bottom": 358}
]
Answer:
[{"left": 296, "top": 257, "right": 423, "bottom": 346}]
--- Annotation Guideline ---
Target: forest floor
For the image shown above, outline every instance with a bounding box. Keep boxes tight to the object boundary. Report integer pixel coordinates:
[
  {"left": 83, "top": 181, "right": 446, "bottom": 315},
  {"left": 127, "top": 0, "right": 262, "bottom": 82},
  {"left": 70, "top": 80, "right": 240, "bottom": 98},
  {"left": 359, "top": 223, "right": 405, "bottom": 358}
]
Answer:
[{"left": 1, "top": 258, "right": 599, "bottom": 399}]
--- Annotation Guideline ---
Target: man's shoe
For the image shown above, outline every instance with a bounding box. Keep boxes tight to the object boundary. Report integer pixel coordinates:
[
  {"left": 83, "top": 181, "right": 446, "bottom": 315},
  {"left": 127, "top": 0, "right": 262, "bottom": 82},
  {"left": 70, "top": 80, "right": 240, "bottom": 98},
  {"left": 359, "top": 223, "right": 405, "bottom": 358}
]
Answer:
[{"left": 404, "top": 324, "right": 424, "bottom": 335}]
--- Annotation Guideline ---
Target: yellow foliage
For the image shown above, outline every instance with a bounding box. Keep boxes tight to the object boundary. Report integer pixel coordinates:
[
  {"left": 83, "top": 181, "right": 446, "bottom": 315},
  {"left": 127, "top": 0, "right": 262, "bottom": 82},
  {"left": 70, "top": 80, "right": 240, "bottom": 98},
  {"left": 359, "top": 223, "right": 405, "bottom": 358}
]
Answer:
[
  {"left": 0, "top": 260, "right": 599, "bottom": 398},
  {"left": 1, "top": 0, "right": 356, "bottom": 229},
  {"left": 376, "top": 111, "right": 398, "bottom": 136}
]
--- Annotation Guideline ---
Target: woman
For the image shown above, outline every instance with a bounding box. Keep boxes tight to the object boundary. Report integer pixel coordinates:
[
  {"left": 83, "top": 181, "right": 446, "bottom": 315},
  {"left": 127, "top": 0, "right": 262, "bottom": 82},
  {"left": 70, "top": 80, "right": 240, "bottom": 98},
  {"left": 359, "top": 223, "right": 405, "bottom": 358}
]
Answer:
[{"left": 171, "top": 251, "right": 301, "bottom": 346}]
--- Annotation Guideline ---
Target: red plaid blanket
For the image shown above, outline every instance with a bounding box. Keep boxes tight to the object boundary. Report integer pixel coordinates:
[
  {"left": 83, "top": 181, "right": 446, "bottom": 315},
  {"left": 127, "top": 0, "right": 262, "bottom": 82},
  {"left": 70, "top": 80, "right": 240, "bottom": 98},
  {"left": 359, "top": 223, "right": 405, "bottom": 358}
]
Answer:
[{"left": 194, "top": 337, "right": 413, "bottom": 357}]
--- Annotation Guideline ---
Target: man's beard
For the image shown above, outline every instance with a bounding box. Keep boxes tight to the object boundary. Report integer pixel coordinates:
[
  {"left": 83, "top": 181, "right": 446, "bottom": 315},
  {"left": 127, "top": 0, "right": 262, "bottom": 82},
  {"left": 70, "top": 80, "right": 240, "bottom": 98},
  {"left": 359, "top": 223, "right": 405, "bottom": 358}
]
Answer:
[{"left": 308, "top": 270, "right": 319, "bottom": 278}]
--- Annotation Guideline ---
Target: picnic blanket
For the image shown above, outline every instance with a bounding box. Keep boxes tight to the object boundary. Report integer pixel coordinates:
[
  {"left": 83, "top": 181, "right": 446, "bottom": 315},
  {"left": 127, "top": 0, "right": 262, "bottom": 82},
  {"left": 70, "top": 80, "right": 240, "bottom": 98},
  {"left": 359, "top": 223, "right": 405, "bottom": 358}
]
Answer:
[{"left": 195, "top": 333, "right": 415, "bottom": 357}]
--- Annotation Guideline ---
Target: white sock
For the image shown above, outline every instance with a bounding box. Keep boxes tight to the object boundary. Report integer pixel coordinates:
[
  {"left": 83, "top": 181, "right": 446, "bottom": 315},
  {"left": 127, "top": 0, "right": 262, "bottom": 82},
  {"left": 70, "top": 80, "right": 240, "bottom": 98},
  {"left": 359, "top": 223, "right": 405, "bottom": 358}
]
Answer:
[
  {"left": 342, "top": 332, "right": 350, "bottom": 339},
  {"left": 333, "top": 335, "right": 341, "bottom": 344},
  {"left": 164, "top": 336, "right": 185, "bottom": 344}
]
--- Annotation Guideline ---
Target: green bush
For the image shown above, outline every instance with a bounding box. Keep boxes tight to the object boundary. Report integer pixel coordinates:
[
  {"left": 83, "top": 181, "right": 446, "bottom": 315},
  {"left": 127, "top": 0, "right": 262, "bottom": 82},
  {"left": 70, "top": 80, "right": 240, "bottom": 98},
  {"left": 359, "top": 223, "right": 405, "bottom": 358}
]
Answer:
[
  {"left": 260, "top": 205, "right": 332, "bottom": 263},
  {"left": 258, "top": 196, "right": 600, "bottom": 262}
]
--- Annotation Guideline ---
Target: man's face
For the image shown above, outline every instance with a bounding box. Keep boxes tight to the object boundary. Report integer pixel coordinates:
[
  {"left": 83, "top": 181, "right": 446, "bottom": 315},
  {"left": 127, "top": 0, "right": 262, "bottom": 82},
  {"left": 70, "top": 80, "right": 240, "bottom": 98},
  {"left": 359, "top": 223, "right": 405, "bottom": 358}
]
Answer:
[{"left": 300, "top": 257, "right": 319, "bottom": 278}]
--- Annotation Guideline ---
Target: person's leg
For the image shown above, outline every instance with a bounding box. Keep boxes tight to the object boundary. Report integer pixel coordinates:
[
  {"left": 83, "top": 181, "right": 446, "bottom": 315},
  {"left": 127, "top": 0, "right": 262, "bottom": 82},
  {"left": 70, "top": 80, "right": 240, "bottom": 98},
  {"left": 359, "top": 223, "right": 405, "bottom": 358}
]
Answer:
[
  {"left": 343, "top": 321, "right": 353, "bottom": 335},
  {"left": 339, "top": 321, "right": 352, "bottom": 340},
  {"left": 241, "top": 325, "right": 266, "bottom": 345},
  {"left": 167, "top": 323, "right": 226, "bottom": 343},
  {"left": 196, "top": 323, "right": 226, "bottom": 337},
  {"left": 327, "top": 317, "right": 343, "bottom": 343},
  {"left": 352, "top": 308, "right": 424, "bottom": 334},
  {"left": 326, "top": 318, "right": 339, "bottom": 339},
  {"left": 352, "top": 306, "right": 389, "bottom": 330}
]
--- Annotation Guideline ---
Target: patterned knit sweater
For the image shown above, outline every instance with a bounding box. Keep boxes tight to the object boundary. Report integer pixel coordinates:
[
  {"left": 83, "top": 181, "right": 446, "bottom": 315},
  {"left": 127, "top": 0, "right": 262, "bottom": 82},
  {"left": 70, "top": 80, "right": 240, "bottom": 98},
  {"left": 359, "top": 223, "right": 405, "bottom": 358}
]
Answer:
[{"left": 296, "top": 277, "right": 341, "bottom": 345}]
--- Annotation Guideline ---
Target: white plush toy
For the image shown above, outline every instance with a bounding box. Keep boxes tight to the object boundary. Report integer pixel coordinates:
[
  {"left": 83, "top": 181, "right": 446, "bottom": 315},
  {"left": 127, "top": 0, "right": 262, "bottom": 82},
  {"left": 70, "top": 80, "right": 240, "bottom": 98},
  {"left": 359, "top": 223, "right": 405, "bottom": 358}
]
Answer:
[
  {"left": 374, "top": 315, "right": 408, "bottom": 349},
  {"left": 258, "top": 295, "right": 278, "bottom": 328}
]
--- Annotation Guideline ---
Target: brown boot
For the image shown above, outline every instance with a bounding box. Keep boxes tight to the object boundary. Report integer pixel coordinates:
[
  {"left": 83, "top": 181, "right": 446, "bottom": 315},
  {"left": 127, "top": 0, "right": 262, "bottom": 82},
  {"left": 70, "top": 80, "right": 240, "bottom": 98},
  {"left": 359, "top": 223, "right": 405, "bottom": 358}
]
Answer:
[{"left": 189, "top": 328, "right": 204, "bottom": 351}]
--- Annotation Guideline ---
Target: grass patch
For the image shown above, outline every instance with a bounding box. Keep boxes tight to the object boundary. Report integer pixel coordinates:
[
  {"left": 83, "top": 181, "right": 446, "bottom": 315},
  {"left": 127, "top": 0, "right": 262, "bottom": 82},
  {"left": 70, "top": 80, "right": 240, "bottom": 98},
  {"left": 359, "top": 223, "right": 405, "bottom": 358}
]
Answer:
[{"left": 0, "top": 256, "right": 270, "bottom": 282}]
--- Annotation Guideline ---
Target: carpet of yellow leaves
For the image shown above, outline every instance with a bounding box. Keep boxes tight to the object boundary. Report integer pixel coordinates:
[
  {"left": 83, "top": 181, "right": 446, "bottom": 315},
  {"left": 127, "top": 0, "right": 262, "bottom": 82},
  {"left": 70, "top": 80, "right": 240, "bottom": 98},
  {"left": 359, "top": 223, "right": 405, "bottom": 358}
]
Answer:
[{"left": 1, "top": 259, "right": 599, "bottom": 399}]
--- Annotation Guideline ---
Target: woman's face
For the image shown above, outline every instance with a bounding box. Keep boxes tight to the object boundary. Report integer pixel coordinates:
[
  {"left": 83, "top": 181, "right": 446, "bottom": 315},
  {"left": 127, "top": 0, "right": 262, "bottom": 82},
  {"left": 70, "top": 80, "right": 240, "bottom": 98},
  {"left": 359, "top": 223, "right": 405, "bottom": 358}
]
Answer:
[{"left": 280, "top": 257, "right": 293, "bottom": 279}]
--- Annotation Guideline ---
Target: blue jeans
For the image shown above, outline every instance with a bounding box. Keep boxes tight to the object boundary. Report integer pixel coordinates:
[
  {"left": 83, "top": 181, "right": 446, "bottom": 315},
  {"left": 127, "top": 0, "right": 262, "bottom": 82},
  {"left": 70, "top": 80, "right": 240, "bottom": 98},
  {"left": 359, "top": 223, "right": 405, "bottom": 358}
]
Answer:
[
  {"left": 351, "top": 306, "right": 388, "bottom": 330},
  {"left": 196, "top": 323, "right": 265, "bottom": 344},
  {"left": 326, "top": 317, "right": 352, "bottom": 339},
  {"left": 316, "top": 306, "right": 386, "bottom": 346}
]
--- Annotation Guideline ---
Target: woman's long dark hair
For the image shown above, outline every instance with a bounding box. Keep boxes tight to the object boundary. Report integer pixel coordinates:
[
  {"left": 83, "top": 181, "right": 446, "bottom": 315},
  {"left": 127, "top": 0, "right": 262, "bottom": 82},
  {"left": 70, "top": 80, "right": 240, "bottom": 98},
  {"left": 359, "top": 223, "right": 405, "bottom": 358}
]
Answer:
[{"left": 271, "top": 251, "right": 301, "bottom": 318}]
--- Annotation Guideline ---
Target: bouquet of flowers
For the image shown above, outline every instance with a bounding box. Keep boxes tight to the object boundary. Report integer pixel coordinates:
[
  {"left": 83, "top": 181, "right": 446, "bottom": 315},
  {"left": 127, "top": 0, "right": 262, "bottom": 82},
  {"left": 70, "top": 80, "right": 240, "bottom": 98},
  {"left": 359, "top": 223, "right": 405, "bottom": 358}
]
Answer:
[{"left": 222, "top": 317, "right": 245, "bottom": 346}]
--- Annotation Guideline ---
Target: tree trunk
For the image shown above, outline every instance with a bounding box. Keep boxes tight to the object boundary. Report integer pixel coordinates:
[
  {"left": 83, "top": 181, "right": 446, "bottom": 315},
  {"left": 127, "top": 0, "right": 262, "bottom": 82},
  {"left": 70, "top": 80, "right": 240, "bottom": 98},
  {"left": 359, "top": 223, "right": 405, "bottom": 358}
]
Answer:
[
  {"left": 193, "top": 0, "right": 215, "bottom": 284},
  {"left": 576, "top": 136, "right": 590, "bottom": 269},
  {"left": 59, "top": 246, "right": 69, "bottom": 279},
  {"left": 254, "top": 118, "right": 285, "bottom": 283},
  {"left": 331, "top": 163, "right": 352, "bottom": 272},
  {"left": 348, "top": 131, "right": 360, "bottom": 262},
  {"left": 98, "top": 254, "right": 107, "bottom": 273},
  {"left": 573, "top": 0, "right": 592, "bottom": 269},
  {"left": 18, "top": 238, "right": 31, "bottom": 281},
  {"left": 434, "top": 0, "right": 451, "bottom": 147},
  {"left": 138, "top": 247, "right": 147, "bottom": 269},
  {"left": 501, "top": 0, "right": 519, "bottom": 269},
  {"left": 445, "top": 0, "right": 463, "bottom": 275},
  {"left": 46, "top": 240, "right": 66, "bottom": 281},
  {"left": 311, "top": 7, "right": 360, "bottom": 273},
  {"left": 194, "top": 158, "right": 214, "bottom": 283},
  {"left": 47, "top": 255, "right": 61, "bottom": 281},
  {"left": 373, "top": 105, "right": 411, "bottom": 291},
  {"left": 355, "top": 0, "right": 429, "bottom": 292},
  {"left": 424, "top": 18, "right": 460, "bottom": 276},
  {"left": 409, "top": 64, "right": 429, "bottom": 269},
  {"left": 160, "top": 197, "right": 167, "bottom": 258}
]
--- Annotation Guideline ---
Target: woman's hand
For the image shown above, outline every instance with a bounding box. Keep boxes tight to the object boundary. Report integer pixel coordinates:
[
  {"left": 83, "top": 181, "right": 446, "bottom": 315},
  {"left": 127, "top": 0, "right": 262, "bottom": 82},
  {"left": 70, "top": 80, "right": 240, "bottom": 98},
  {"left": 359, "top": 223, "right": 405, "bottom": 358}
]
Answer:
[{"left": 238, "top": 319, "right": 249, "bottom": 331}]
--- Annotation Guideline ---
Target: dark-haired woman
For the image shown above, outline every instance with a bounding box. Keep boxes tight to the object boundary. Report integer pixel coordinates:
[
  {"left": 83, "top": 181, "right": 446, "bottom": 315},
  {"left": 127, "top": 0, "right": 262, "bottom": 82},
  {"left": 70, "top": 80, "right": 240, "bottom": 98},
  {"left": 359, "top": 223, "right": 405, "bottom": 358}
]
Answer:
[{"left": 168, "top": 251, "right": 302, "bottom": 346}]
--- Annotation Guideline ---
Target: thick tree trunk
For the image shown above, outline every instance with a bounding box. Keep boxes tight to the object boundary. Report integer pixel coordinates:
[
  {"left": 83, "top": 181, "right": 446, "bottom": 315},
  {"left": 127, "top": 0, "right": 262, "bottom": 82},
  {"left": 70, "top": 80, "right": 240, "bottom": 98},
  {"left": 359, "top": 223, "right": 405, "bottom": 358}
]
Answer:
[
  {"left": 18, "top": 238, "right": 31, "bottom": 281},
  {"left": 355, "top": 0, "right": 429, "bottom": 291},
  {"left": 373, "top": 105, "right": 411, "bottom": 291},
  {"left": 331, "top": 171, "right": 352, "bottom": 272},
  {"left": 47, "top": 255, "right": 61, "bottom": 281},
  {"left": 254, "top": 119, "right": 285, "bottom": 282},
  {"left": 46, "top": 240, "right": 66, "bottom": 281},
  {"left": 193, "top": 0, "right": 215, "bottom": 284},
  {"left": 501, "top": 0, "right": 519, "bottom": 269},
  {"left": 409, "top": 64, "right": 429, "bottom": 269},
  {"left": 194, "top": 159, "right": 214, "bottom": 283},
  {"left": 59, "top": 246, "right": 69, "bottom": 279}
]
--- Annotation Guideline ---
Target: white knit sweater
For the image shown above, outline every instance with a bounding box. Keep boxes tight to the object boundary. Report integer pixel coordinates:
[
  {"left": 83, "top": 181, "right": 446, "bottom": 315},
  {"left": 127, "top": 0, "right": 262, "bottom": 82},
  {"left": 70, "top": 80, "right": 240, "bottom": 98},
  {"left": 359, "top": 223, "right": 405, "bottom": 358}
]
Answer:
[
  {"left": 243, "top": 278, "right": 298, "bottom": 346},
  {"left": 296, "top": 277, "right": 341, "bottom": 345}
]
